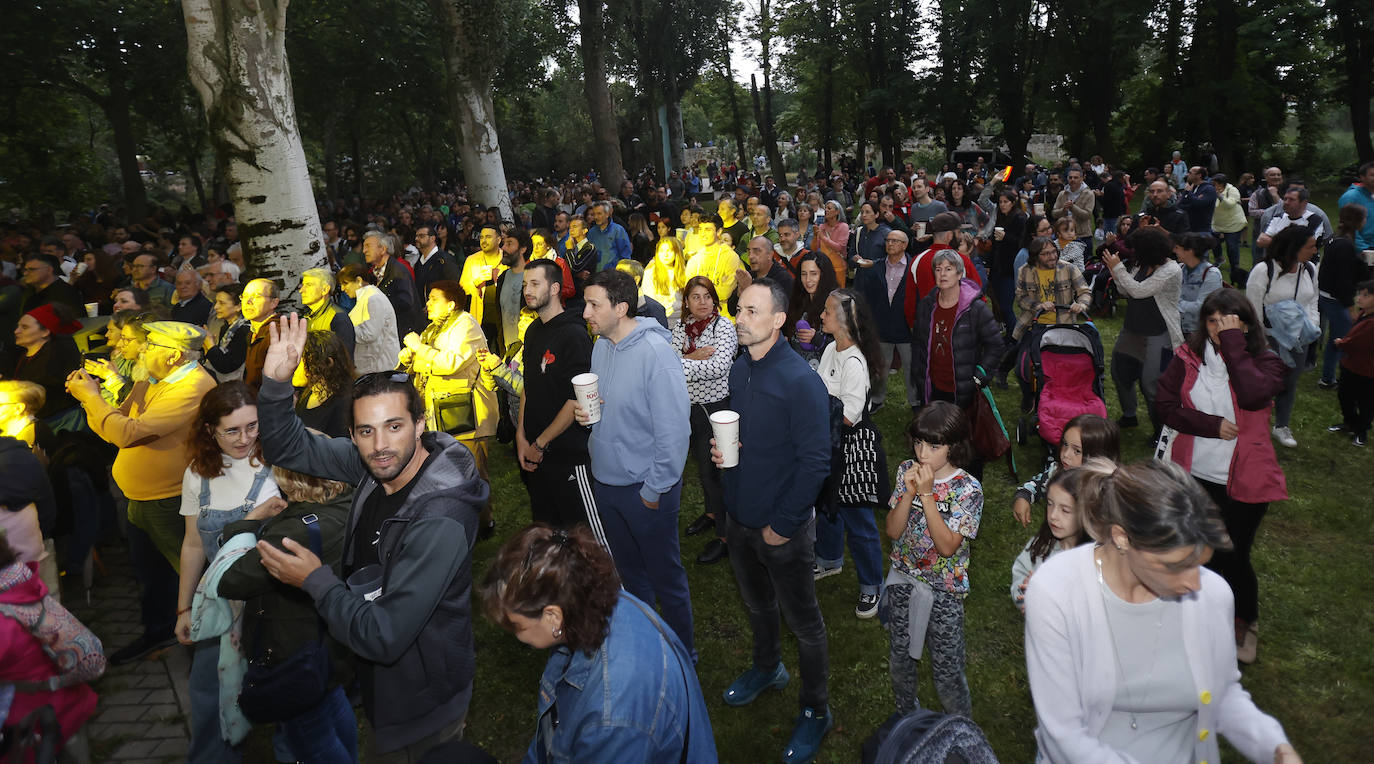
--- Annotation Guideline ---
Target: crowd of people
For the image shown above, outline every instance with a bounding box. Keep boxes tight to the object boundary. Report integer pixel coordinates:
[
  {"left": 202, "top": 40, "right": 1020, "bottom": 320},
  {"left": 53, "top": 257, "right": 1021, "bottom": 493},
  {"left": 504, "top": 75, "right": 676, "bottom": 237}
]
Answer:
[{"left": 2, "top": 151, "right": 1371, "bottom": 763}]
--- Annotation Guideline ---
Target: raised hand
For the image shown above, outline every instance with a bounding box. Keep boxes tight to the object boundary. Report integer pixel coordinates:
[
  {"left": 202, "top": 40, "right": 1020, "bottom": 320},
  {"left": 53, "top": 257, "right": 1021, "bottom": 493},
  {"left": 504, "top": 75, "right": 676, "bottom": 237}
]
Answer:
[{"left": 262, "top": 313, "right": 307, "bottom": 383}]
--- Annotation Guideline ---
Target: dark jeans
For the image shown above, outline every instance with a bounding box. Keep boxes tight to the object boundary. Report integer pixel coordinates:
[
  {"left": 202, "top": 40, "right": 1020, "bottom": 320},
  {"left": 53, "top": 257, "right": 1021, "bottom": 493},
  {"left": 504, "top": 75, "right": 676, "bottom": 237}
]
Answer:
[
  {"left": 1212, "top": 230, "right": 1242, "bottom": 278},
  {"left": 725, "top": 513, "right": 829, "bottom": 711},
  {"left": 1339, "top": 367, "right": 1374, "bottom": 437},
  {"left": 989, "top": 274, "right": 1017, "bottom": 336},
  {"left": 125, "top": 520, "right": 176, "bottom": 640},
  {"left": 1273, "top": 362, "right": 1303, "bottom": 429},
  {"left": 688, "top": 399, "right": 731, "bottom": 538},
  {"left": 1319, "top": 296, "right": 1353, "bottom": 384},
  {"left": 593, "top": 479, "right": 695, "bottom": 660},
  {"left": 1197, "top": 479, "right": 1268, "bottom": 624},
  {"left": 189, "top": 641, "right": 241, "bottom": 763},
  {"left": 282, "top": 686, "right": 358, "bottom": 764}
]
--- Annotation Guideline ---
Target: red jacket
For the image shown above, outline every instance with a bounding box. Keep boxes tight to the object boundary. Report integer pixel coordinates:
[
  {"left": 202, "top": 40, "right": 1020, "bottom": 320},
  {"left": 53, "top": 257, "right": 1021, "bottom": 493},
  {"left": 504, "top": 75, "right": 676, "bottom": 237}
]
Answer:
[
  {"left": 1155, "top": 329, "right": 1288, "bottom": 504},
  {"left": 902, "top": 244, "right": 983, "bottom": 328},
  {"left": 0, "top": 564, "right": 98, "bottom": 746},
  {"left": 1337, "top": 313, "right": 1374, "bottom": 377}
]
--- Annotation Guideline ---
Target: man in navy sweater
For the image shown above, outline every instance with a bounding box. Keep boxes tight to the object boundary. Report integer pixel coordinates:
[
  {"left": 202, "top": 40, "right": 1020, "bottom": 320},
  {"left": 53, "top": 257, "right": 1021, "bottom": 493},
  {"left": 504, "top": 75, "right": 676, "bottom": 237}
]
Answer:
[{"left": 713, "top": 279, "right": 833, "bottom": 764}]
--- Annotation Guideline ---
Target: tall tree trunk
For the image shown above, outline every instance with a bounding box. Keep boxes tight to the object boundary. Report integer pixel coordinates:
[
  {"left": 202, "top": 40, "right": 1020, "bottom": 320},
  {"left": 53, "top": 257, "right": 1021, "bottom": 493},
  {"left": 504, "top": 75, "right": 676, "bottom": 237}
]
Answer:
[
  {"left": 103, "top": 82, "right": 149, "bottom": 223},
  {"left": 578, "top": 0, "right": 625, "bottom": 187},
  {"left": 428, "top": 0, "right": 514, "bottom": 221},
  {"left": 183, "top": 0, "right": 325, "bottom": 299},
  {"left": 647, "top": 99, "right": 666, "bottom": 179},
  {"left": 1334, "top": 0, "right": 1373, "bottom": 163},
  {"left": 666, "top": 98, "right": 686, "bottom": 172},
  {"left": 750, "top": 0, "right": 788, "bottom": 183}
]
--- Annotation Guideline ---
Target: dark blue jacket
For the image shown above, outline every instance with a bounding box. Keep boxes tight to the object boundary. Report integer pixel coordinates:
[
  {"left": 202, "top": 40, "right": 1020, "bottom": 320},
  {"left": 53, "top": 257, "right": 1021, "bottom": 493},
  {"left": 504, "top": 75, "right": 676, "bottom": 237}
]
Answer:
[
  {"left": 1178, "top": 182, "right": 1218, "bottom": 233},
  {"left": 722, "top": 335, "right": 830, "bottom": 538},
  {"left": 856, "top": 256, "right": 911, "bottom": 343}
]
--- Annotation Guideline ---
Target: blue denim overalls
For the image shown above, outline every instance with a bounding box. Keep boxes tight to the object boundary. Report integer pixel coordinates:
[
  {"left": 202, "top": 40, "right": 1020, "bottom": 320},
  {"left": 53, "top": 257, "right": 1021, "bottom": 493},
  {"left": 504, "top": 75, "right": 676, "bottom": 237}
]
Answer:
[{"left": 197, "top": 463, "right": 273, "bottom": 560}]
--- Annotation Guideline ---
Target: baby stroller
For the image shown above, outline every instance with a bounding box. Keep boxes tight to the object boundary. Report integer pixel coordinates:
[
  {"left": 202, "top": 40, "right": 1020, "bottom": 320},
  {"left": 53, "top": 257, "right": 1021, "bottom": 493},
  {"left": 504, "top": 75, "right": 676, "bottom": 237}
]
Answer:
[
  {"left": 1013, "top": 307, "right": 1107, "bottom": 448},
  {"left": 1083, "top": 249, "right": 1118, "bottom": 317}
]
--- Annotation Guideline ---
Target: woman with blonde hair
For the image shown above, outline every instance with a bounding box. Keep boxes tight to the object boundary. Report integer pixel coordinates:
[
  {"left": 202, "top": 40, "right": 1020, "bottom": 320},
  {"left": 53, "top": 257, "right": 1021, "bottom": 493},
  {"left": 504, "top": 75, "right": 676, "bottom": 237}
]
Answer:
[{"left": 645, "top": 236, "right": 688, "bottom": 326}]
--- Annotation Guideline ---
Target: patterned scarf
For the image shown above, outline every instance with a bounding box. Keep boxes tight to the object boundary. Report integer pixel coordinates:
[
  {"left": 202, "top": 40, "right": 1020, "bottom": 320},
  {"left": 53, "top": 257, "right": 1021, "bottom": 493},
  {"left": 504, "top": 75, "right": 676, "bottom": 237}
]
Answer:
[{"left": 683, "top": 311, "right": 718, "bottom": 354}]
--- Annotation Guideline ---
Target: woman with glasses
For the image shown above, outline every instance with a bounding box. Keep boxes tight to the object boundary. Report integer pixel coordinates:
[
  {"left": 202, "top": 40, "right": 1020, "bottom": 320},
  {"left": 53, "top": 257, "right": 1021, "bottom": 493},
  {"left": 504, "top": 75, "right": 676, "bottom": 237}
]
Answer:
[
  {"left": 82, "top": 310, "right": 155, "bottom": 405},
  {"left": 174, "top": 380, "right": 283, "bottom": 763},
  {"left": 1013, "top": 236, "right": 1092, "bottom": 341}
]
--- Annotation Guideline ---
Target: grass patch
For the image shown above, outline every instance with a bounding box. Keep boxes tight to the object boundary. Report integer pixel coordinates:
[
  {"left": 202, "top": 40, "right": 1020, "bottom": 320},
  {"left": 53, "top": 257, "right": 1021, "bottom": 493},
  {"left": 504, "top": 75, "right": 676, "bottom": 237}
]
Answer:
[{"left": 462, "top": 214, "right": 1372, "bottom": 762}]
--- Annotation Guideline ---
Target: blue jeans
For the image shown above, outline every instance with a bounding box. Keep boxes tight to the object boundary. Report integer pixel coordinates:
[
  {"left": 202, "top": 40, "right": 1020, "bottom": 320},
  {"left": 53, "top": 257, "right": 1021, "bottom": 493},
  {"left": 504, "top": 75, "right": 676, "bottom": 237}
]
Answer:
[
  {"left": 1212, "top": 230, "right": 1242, "bottom": 278},
  {"left": 725, "top": 513, "right": 829, "bottom": 710},
  {"left": 281, "top": 686, "right": 358, "bottom": 764},
  {"left": 1319, "top": 296, "right": 1353, "bottom": 383},
  {"left": 592, "top": 479, "right": 695, "bottom": 660},
  {"left": 188, "top": 641, "right": 241, "bottom": 764},
  {"left": 815, "top": 506, "right": 883, "bottom": 595}
]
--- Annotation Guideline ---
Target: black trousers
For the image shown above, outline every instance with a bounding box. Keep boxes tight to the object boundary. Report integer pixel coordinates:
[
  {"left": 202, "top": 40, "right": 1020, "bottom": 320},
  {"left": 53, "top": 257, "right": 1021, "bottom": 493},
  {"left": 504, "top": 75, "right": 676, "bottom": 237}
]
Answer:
[
  {"left": 1338, "top": 367, "right": 1374, "bottom": 437},
  {"left": 1197, "top": 478, "right": 1268, "bottom": 624}
]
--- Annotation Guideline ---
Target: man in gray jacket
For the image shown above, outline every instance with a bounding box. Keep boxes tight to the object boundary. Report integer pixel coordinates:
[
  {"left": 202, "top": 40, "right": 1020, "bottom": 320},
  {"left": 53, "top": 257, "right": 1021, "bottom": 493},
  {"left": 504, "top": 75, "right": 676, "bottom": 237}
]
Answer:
[{"left": 253, "top": 313, "right": 489, "bottom": 762}]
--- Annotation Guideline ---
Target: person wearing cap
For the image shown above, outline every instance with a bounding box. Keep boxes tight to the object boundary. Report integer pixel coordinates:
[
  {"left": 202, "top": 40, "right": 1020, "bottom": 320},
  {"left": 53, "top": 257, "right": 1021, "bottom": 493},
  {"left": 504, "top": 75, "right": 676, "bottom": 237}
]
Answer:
[
  {"left": 7, "top": 304, "right": 84, "bottom": 430},
  {"left": 902, "top": 212, "right": 983, "bottom": 327},
  {"left": 300, "top": 268, "right": 356, "bottom": 357},
  {"left": 65, "top": 320, "right": 217, "bottom": 665}
]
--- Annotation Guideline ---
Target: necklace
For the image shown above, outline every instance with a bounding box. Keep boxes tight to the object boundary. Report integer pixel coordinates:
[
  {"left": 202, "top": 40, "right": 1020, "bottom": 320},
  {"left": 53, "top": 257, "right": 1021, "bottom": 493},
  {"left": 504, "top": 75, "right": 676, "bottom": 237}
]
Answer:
[{"left": 1095, "top": 548, "right": 1164, "bottom": 731}]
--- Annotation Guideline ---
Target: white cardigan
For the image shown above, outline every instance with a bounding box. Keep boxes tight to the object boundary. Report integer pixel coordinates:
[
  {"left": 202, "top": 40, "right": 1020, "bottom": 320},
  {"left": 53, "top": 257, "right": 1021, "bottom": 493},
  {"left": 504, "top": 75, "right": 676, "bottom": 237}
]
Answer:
[
  {"left": 349, "top": 284, "right": 401, "bottom": 374},
  {"left": 1024, "top": 544, "right": 1288, "bottom": 763},
  {"left": 1109, "top": 259, "right": 1184, "bottom": 348}
]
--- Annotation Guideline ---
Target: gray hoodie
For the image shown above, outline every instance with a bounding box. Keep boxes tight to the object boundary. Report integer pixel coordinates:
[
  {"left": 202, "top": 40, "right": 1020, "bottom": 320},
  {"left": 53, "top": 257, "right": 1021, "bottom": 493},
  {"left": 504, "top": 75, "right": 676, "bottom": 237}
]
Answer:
[{"left": 257, "top": 376, "right": 489, "bottom": 752}]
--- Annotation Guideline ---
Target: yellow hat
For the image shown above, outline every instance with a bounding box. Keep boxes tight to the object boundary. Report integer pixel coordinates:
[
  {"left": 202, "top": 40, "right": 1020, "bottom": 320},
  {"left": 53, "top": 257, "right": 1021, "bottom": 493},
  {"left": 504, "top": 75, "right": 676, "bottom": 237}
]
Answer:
[{"left": 143, "top": 321, "right": 206, "bottom": 351}]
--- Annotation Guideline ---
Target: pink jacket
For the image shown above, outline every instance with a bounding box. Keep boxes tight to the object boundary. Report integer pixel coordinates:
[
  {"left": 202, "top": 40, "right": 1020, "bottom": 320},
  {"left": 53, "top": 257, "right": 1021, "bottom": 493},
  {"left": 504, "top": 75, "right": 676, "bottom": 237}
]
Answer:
[{"left": 1155, "top": 329, "right": 1288, "bottom": 504}]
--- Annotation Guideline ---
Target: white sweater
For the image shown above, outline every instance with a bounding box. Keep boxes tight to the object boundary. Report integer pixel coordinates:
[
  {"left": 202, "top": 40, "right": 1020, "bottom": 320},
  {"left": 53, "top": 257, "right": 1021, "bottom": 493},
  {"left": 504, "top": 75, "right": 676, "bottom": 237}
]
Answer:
[{"left": 1024, "top": 544, "right": 1288, "bottom": 763}]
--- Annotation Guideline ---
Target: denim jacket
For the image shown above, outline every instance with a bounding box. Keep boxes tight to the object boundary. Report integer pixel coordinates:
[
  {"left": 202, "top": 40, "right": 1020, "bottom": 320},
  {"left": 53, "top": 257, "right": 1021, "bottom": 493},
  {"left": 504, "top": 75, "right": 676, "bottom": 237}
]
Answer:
[
  {"left": 524, "top": 592, "right": 716, "bottom": 764},
  {"left": 1178, "top": 260, "right": 1223, "bottom": 334}
]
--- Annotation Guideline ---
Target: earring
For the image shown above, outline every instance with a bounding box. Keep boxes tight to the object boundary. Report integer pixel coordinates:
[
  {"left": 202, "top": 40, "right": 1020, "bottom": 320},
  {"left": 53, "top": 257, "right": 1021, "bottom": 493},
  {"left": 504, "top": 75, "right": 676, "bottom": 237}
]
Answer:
[
  {"left": 1115, "top": 544, "right": 1126, "bottom": 554},
  {"left": 552, "top": 627, "right": 563, "bottom": 638}
]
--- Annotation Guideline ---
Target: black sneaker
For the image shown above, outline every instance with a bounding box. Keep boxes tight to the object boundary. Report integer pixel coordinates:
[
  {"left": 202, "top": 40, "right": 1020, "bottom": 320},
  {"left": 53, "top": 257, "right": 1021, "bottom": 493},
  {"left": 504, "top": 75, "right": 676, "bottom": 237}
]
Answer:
[
  {"left": 1355, "top": 434, "right": 1368, "bottom": 447},
  {"left": 1317, "top": 379, "right": 1338, "bottom": 390},
  {"left": 1329, "top": 423, "right": 1351, "bottom": 433},
  {"left": 108, "top": 633, "right": 177, "bottom": 666},
  {"left": 1117, "top": 415, "right": 1139, "bottom": 428}
]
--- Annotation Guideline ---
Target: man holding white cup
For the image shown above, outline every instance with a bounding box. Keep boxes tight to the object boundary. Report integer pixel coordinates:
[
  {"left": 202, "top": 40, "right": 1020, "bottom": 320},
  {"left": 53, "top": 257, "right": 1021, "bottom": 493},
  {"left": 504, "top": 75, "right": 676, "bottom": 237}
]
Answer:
[
  {"left": 574, "top": 269, "right": 695, "bottom": 658},
  {"left": 710, "top": 279, "right": 835, "bottom": 764}
]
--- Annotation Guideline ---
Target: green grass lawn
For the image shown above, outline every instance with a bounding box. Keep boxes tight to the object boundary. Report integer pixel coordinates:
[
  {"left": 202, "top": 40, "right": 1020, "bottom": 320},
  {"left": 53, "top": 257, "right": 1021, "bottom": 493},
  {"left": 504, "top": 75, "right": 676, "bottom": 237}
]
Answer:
[{"left": 460, "top": 219, "right": 1373, "bottom": 762}]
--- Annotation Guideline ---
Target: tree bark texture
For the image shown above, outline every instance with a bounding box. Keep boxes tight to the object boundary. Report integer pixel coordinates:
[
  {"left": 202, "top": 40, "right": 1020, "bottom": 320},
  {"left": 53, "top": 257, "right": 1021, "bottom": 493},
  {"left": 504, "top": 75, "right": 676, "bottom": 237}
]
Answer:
[
  {"left": 578, "top": 0, "right": 626, "bottom": 187},
  {"left": 182, "top": 0, "right": 325, "bottom": 300},
  {"left": 428, "top": 0, "right": 514, "bottom": 222}
]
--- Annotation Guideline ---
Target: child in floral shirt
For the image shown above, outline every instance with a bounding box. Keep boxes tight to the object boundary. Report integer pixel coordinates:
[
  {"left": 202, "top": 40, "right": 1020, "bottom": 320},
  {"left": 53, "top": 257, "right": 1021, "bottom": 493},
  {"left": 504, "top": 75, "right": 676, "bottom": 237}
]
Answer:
[{"left": 882, "top": 401, "right": 982, "bottom": 717}]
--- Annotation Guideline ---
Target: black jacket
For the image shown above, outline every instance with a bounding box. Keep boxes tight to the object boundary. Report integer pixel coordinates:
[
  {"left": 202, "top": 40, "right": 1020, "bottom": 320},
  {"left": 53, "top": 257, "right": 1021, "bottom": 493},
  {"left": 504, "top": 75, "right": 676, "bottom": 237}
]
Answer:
[
  {"left": 376, "top": 257, "right": 420, "bottom": 339},
  {"left": 412, "top": 249, "right": 461, "bottom": 309},
  {"left": 171, "top": 293, "right": 213, "bottom": 327},
  {"left": 257, "top": 376, "right": 489, "bottom": 752},
  {"left": 910, "top": 285, "right": 1003, "bottom": 408},
  {"left": 856, "top": 257, "right": 911, "bottom": 344},
  {"left": 217, "top": 492, "right": 354, "bottom": 688}
]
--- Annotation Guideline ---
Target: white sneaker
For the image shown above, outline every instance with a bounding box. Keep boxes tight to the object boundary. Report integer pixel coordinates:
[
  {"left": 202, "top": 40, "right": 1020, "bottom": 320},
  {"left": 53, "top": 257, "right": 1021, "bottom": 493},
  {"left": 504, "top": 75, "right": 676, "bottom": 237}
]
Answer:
[
  {"left": 1272, "top": 426, "right": 1297, "bottom": 448},
  {"left": 812, "top": 563, "right": 843, "bottom": 581}
]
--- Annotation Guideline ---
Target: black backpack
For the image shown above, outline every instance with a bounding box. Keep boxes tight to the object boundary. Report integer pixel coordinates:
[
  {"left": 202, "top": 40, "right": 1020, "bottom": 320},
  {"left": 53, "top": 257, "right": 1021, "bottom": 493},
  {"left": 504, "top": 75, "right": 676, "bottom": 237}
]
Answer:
[{"left": 862, "top": 709, "right": 1000, "bottom": 764}]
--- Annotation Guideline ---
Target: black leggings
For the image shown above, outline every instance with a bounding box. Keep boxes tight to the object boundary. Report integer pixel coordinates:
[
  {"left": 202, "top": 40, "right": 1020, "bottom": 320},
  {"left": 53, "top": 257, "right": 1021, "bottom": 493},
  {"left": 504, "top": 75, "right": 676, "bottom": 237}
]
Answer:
[{"left": 1197, "top": 478, "right": 1268, "bottom": 624}]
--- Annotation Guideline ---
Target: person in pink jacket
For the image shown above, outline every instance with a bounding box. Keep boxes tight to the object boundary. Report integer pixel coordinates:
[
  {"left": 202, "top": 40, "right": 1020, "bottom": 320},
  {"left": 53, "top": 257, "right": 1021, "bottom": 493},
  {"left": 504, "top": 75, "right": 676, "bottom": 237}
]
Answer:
[{"left": 1155, "top": 287, "right": 1288, "bottom": 664}]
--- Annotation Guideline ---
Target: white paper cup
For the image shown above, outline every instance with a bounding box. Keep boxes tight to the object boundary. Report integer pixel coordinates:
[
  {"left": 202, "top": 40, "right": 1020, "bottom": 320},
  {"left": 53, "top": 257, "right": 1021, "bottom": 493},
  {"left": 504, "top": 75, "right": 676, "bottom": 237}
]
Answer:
[
  {"left": 572, "top": 372, "right": 601, "bottom": 425},
  {"left": 1033, "top": 202, "right": 1045, "bottom": 215},
  {"left": 994, "top": 226, "right": 1005, "bottom": 238},
  {"left": 84, "top": 302, "right": 99, "bottom": 318},
  {"left": 709, "top": 410, "right": 741, "bottom": 468},
  {"left": 915, "top": 221, "right": 927, "bottom": 238},
  {"left": 1363, "top": 249, "right": 1374, "bottom": 267}
]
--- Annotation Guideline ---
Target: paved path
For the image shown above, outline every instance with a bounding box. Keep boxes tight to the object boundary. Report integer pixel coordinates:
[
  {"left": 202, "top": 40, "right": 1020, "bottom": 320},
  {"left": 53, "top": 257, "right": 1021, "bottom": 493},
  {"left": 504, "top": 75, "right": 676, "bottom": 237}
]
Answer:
[{"left": 66, "top": 543, "right": 193, "bottom": 763}]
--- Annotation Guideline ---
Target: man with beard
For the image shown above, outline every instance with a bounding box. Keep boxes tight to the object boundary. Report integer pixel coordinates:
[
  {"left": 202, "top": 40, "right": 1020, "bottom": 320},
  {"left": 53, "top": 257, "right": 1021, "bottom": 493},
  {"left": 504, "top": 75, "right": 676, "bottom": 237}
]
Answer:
[
  {"left": 516, "top": 259, "right": 599, "bottom": 531},
  {"left": 493, "top": 228, "right": 530, "bottom": 356},
  {"left": 1135, "top": 180, "right": 1191, "bottom": 234},
  {"left": 459, "top": 224, "right": 506, "bottom": 345},
  {"left": 253, "top": 314, "right": 489, "bottom": 761}
]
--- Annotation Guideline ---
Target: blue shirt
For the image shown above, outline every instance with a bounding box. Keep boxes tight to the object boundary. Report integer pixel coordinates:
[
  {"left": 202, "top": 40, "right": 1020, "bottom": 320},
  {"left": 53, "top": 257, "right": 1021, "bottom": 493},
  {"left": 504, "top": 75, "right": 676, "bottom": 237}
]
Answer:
[{"left": 1338, "top": 183, "right": 1374, "bottom": 250}]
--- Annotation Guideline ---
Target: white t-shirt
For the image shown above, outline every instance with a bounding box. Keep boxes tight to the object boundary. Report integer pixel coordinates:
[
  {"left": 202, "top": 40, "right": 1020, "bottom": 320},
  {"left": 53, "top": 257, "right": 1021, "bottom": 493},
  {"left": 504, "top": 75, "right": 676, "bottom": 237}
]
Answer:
[
  {"left": 816, "top": 344, "right": 870, "bottom": 424},
  {"left": 180, "top": 454, "right": 281, "bottom": 516}
]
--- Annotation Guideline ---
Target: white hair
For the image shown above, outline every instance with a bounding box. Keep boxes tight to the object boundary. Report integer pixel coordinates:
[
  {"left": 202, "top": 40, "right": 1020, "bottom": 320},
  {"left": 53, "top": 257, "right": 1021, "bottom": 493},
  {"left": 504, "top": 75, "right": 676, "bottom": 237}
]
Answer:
[
  {"left": 823, "top": 200, "right": 848, "bottom": 224},
  {"left": 220, "top": 260, "right": 241, "bottom": 282}
]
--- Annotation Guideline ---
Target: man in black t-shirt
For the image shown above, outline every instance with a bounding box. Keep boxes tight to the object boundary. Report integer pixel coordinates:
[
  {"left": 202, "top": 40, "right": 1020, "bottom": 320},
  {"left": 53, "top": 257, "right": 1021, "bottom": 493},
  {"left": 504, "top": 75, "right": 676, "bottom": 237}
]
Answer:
[{"left": 516, "top": 259, "right": 599, "bottom": 531}]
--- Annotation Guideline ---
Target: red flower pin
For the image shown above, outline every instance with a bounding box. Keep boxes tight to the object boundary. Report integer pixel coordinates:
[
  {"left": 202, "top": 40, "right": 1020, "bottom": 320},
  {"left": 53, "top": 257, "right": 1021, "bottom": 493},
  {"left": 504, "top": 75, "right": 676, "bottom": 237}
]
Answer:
[{"left": 542, "top": 350, "right": 555, "bottom": 373}]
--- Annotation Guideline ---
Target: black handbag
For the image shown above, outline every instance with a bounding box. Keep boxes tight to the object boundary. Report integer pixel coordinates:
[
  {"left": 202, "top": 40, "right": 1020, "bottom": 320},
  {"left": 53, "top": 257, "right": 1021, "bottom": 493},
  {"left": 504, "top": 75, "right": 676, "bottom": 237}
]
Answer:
[
  {"left": 238, "top": 515, "right": 332, "bottom": 723},
  {"left": 433, "top": 388, "right": 476, "bottom": 435}
]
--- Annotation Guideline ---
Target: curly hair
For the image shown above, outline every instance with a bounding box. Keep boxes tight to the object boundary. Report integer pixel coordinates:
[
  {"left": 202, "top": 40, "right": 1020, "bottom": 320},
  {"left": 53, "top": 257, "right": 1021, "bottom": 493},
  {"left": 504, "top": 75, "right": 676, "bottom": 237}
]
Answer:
[
  {"left": 301, "top": 330, "right": 357, "bottom": 399},
  {"left": 480, "top": 525, "right": 621, "bottom": 656},
  {"left": 425, "top": 279, "right": 468, "bottom": 313},
  {"left": 187, "top": 381, "right": 262, "bottom": 479}
]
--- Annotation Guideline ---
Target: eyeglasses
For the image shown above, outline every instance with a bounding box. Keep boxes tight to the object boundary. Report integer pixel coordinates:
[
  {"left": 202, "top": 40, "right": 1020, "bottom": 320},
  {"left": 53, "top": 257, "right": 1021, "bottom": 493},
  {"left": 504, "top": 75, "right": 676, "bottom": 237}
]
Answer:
[
  {"left": 144, "top": 341, "right": 181, "bottom": 352},
  {"left": 353, "top": 370, "right": 410, "bottom": 389},
  {"left": 215, "top": 421, "right": 259, "bottom": 439}
]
